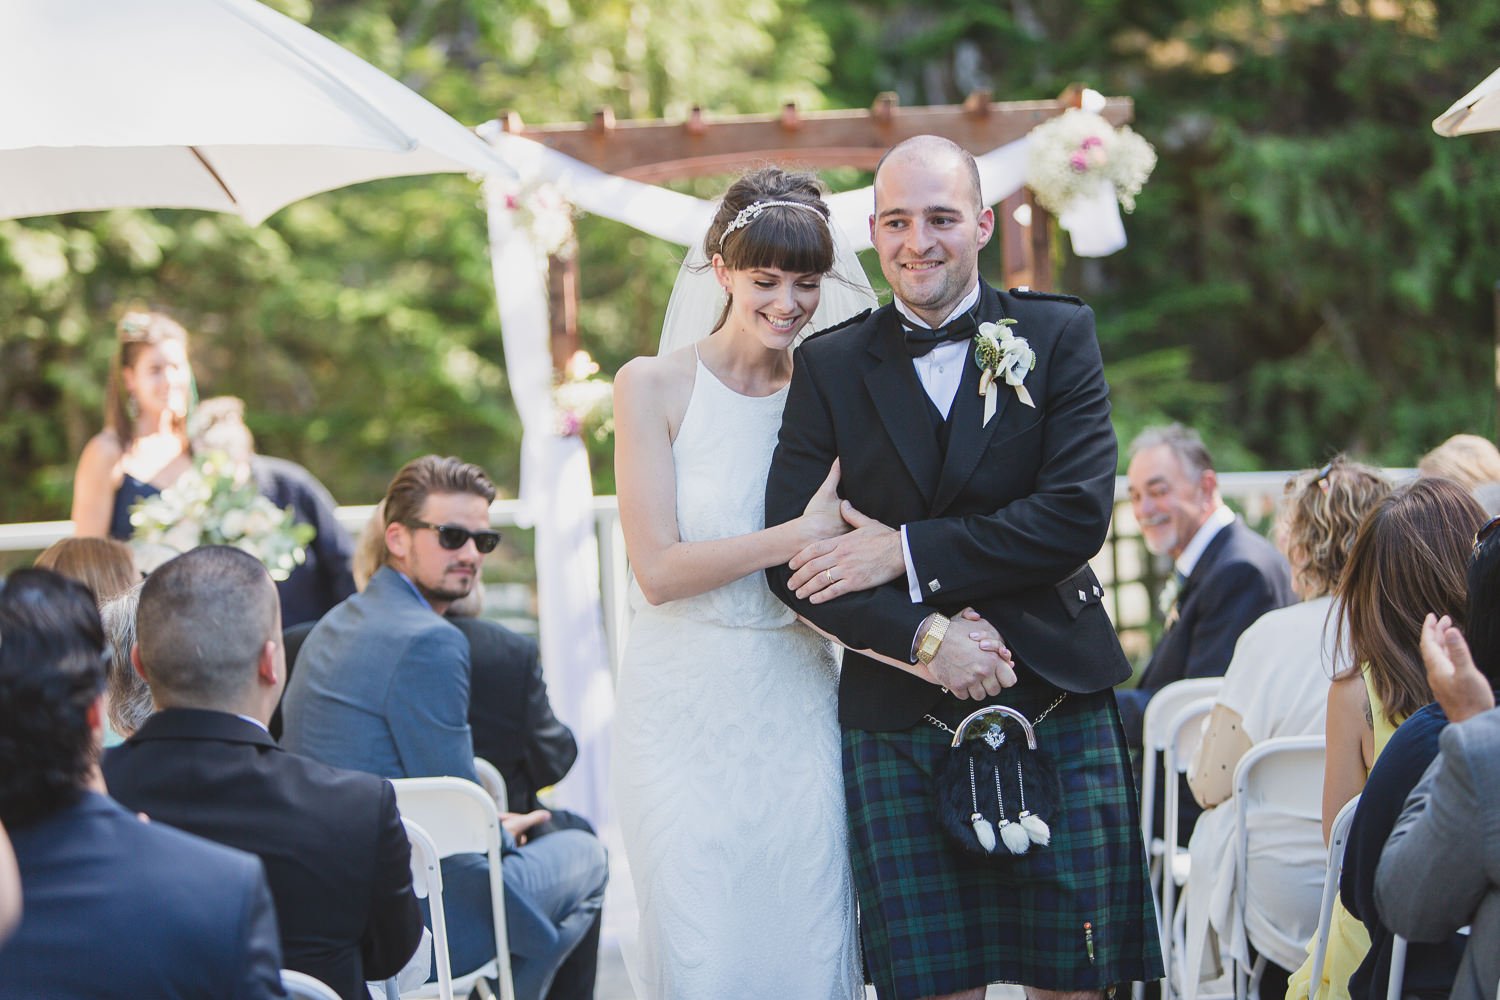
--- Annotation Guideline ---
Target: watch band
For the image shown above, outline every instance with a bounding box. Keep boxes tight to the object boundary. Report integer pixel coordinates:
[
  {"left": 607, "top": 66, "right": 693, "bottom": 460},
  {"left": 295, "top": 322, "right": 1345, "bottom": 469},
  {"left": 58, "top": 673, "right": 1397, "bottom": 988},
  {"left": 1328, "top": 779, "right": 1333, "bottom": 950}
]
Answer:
[{"left": 915, "top": 613, "right": 950, "bottom": 665}]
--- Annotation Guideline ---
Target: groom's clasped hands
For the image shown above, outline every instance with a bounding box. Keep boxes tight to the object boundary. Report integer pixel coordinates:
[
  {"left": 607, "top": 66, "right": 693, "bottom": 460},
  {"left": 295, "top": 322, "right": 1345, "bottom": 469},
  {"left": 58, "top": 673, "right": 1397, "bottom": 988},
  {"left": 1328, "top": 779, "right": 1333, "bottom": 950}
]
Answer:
[{"left": 786, "top": 461, "right": 1016, "bottom": 699}]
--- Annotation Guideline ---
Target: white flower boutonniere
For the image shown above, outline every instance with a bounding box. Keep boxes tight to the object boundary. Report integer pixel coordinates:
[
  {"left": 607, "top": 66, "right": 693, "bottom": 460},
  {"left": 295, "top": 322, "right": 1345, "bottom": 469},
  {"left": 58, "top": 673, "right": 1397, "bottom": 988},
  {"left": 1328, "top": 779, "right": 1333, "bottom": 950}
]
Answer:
[{"left": 974, "top": 319, "right": 1036, "bottom": 425}]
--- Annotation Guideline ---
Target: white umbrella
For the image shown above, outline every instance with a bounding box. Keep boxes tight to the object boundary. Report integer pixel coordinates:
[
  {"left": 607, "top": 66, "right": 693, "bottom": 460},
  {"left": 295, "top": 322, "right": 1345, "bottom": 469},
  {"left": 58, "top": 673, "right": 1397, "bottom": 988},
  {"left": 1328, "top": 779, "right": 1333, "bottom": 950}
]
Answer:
[
  {"left": 1433, "top": 66, "right": 1500, "bottom": 136},
  {"left": 0, "top": 0, "right": 515, "bottom": 224}
]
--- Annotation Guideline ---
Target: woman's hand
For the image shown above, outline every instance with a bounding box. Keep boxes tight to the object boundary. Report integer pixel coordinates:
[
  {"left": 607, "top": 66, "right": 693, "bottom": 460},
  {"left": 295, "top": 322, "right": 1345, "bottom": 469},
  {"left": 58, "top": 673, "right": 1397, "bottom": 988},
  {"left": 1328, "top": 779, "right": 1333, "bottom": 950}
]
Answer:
[
  {"left": 797, "top": 459, "right": 849, "bottom": 545},
  {"left": 1421, "top": 613, "right": 1495, "bottom": 724}
]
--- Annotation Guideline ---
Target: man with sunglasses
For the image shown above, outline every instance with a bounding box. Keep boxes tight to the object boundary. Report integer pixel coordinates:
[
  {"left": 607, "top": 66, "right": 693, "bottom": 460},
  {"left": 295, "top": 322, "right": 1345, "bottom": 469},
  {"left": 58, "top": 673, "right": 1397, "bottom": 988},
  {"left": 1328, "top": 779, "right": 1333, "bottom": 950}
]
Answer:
[{"left": 282, "top": 455, "right": 607, "bottom": 1000}]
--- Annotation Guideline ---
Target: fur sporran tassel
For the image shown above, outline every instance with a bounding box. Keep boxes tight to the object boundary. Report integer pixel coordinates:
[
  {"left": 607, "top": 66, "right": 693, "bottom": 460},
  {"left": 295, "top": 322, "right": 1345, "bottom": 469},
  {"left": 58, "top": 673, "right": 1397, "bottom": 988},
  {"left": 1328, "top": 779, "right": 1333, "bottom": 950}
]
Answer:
[
  {"left": 1015, "top": 758, "right": 1051, "bottom": 845},
  {"left": 995, "top": 767, "right": 1032, "bottom": 854},
  {"left": 969, "top": 758, "right": 997, "bottom": 852}
]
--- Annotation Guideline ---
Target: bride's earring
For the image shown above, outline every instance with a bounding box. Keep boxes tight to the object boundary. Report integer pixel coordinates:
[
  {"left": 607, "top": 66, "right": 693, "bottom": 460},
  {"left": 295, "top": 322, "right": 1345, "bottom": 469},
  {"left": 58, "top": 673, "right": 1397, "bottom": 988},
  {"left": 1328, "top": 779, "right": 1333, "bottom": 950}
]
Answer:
[{"left": 126, "top": 391, "right": 140, "bottom": 422}]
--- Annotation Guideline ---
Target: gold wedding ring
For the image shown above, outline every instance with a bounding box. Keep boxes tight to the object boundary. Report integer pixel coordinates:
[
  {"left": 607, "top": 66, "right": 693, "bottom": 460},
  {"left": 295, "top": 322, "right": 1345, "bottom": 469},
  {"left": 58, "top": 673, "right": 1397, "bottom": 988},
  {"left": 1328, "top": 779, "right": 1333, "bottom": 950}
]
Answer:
[{"left": 823, "top": 569, "right": 834, "bottom": 584}]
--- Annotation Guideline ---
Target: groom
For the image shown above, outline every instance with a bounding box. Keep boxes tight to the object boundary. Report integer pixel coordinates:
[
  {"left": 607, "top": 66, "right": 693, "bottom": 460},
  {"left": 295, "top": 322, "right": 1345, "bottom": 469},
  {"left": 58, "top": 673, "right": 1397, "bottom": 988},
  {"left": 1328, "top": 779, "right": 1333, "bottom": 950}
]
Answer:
[{"left": 766, "top": 136, "right": 1162, "bottom": 1000}]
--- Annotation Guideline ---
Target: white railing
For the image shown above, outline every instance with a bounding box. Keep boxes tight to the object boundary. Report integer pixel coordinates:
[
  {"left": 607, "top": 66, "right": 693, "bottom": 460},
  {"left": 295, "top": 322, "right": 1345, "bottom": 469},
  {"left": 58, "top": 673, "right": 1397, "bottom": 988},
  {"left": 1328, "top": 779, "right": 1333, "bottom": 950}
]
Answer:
[{"left": 0, "top": 471, "right": 1415, "bottom": 677}]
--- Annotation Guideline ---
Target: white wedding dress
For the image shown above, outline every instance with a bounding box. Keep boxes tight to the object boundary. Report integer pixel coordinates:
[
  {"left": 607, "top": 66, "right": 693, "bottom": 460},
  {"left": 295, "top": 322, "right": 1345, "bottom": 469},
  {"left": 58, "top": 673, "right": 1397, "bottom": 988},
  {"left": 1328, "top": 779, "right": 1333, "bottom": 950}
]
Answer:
[{"left": 612, "top": 354, "right": 862, "bottom": 1000}]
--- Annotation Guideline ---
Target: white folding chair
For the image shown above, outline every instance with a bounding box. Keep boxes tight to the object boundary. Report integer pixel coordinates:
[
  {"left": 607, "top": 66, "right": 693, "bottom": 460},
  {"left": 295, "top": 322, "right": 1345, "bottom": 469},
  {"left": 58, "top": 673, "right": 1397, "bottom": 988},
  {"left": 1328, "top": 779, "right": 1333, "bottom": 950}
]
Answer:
[
  {"left": 282, "top": 969, "right": 343, "bottom": 1000},
  {"left": 1231, "top": 735, "right": 1326, "bottom": 1000},
  {"left": 1138, "top": 678, "right": 1223, "bottom": 1000},
  {"left": 473, "top": 757, "right": 509, "bottom": 812},
  {"left": 1308, "top": 794, "right": 1362, "bottom": 995},
  {"left": 391, "top": 777, "right": 515, "bottom": 1000},
  {"left": 1159, "top": 696, "right": 1217, "bottom": 999}
]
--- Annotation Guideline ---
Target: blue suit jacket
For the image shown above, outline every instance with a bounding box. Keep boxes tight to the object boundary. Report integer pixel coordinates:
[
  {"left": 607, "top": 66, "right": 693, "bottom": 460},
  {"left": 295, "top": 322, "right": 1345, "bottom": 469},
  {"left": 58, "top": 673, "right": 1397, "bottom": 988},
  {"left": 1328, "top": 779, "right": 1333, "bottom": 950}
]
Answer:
[
  {"left": 279, "top": 567, "right": 556, "bottom": 960},
  {"left": 0, "top": 791, "right": 285, "bottom": 1000},
  {"left": 1115, "top": 517, "right": 1294, "bottom": 744}
]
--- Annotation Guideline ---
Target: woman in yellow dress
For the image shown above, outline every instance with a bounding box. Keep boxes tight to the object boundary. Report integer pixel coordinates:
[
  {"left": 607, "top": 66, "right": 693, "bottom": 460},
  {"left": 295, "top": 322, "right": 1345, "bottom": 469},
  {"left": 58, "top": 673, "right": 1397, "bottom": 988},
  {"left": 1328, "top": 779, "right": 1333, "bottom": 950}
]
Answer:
[{"left": 1285, "top": 477, "right": 1485, "bottom": 1000}]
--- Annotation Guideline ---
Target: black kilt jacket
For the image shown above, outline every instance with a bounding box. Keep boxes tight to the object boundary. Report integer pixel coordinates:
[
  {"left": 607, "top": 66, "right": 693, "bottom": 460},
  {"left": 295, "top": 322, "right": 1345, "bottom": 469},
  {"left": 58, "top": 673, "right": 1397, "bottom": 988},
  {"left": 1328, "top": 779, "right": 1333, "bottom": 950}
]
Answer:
[{"left": 766, "top": 280, "right": 1132, "bottom": 732}]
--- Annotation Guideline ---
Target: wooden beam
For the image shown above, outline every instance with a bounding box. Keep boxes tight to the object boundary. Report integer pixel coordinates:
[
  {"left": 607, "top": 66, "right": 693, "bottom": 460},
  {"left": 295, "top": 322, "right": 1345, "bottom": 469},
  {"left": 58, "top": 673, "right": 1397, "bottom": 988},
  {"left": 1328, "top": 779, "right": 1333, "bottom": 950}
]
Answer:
[{"left": 500, "top": 95, "right": 1133, "bottom": 183}]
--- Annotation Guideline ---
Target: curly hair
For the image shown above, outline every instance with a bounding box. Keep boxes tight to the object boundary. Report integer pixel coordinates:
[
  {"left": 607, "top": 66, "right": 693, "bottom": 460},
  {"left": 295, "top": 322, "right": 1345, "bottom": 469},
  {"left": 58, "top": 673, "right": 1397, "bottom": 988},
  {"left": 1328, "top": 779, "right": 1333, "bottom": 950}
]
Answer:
[
  {"left": 1276, "top": 457, "right": 1390, "bottom": 599},
  {"left": 1335, "top": 477, "right": 1485, "bottom": 723},
  {"left": 0, "top": 568, "right": 108, "bottom": 828}
]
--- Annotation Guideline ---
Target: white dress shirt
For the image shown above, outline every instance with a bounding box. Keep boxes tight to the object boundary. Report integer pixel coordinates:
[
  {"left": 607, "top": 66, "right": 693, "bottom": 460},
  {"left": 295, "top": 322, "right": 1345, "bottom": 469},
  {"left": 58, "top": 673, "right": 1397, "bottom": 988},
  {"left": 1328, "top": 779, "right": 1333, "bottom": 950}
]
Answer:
[{"left": 1175, "top": 504, "right": 1236, "bottom": 580}]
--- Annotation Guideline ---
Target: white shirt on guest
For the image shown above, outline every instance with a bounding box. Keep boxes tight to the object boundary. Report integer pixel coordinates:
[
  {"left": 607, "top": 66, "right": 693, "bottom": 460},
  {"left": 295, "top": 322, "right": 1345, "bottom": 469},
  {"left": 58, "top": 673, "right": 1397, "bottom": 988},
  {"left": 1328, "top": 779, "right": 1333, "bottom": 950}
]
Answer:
[{"left": 1175, "top": 503, "right": 1236, "bottom": 581}]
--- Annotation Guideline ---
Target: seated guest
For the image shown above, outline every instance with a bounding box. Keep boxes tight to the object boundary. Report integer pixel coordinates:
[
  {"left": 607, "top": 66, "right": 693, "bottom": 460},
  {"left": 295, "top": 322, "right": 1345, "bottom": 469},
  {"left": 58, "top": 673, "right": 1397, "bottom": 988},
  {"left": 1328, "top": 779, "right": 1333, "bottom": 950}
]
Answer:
[
  {"left": 1283, "top": 478, "right": 1484, "bottom": 1000},
  {"left": 1418, "top": 433, "right": 1500, "bottom": 514},
  {"left": 33, "top": 536, "right": 138, "bottom": 604},
  {"left": 99, "top": 582, "right": 153, "bottom": 738},
  {"left": 281, "top": 456, "right": 607, "bottom": 1000},
  {"left": 190, "top": 396, "right": 357, "bottom": 627},
  {"left": 1118, "top": 422, "right": 1295, "bottom": 843},
  {"left": 103, "top": 546, "right": 423, "bottom": 1000},
  {"left": 0, "top": 568, "right": 284, "bottom": 998},
  {"left": 1375, "top": 602, "right": 1500, "bottom": 1000},
  {"left": 35, "top": 536, "right": 144, "bottom": 745},
  {"left": 1181, "top": 457, "right": 1388, "bottom": 1000}
]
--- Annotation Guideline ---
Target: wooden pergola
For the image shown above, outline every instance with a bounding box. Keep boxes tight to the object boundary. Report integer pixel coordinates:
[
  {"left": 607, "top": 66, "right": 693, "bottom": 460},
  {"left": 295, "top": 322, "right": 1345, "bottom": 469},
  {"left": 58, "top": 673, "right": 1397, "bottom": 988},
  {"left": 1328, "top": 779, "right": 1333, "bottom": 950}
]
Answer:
[{"left": 497, "top": 89, "right": 1134, "bottom": 368}]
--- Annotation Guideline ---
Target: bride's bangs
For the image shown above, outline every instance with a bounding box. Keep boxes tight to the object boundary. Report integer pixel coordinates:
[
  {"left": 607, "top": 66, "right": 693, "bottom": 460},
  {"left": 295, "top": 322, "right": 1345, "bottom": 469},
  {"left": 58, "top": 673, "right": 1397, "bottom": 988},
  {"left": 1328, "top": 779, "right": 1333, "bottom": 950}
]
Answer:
[{"left": 727, "top": 210, "right": 834, "bottom": 276}]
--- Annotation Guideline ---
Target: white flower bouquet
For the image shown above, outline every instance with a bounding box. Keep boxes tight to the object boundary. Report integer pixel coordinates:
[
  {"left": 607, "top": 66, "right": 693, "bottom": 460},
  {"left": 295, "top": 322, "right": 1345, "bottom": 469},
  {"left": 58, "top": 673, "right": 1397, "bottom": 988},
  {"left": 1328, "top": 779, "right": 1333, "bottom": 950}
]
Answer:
[
  {"left": 554, "top": 350, "right": 614, "bottom": 442},
  {"left": 130, "top": 452, "right": 315, "bottom": 581},
  {"left": 1025, "top": 108, "right": 1158, "bottom": 217}
]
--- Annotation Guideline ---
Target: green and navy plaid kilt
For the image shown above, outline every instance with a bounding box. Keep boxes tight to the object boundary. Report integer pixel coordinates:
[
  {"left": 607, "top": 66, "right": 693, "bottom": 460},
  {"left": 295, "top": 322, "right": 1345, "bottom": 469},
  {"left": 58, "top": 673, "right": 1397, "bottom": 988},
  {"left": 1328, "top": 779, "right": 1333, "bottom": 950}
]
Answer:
[{"left": 844, "top": 678, "right": 1164, "bottom": 999}]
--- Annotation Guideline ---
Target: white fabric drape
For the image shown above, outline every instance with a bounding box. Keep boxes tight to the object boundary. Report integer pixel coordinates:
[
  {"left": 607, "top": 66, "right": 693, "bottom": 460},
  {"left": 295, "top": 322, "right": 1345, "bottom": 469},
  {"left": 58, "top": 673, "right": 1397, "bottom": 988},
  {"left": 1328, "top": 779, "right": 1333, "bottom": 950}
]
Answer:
[{"left": 479, "top": 124, "right": 1130, "bottom": 826}]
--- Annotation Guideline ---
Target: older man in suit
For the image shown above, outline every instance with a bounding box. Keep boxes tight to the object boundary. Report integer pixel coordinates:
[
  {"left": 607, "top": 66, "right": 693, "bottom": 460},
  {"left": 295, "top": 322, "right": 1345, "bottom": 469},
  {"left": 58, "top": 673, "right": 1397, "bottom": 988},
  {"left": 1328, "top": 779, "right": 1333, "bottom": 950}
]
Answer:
[
  {"left": 1115, "top": 424, "right": 1294, "bottom": 746},
  {"left": 766, "top": 135, "right": 1161, "bottom": 1000},
  {"left": 0, "top": 568, "right": 285, "bottom": 1000},
  {"left": 281, "top": 455, "right": 606, "bottom": 1000},
  {"left": 103, "top": 546, "right": 424, "bottom": 1000}
]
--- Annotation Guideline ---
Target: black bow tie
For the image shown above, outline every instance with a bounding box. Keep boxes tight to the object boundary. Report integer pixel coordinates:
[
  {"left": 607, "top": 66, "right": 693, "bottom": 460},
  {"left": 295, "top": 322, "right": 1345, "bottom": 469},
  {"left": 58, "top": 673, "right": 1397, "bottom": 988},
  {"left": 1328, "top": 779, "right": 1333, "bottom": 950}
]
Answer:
[{"left": 902, "top": 312, "right": 977, "bottom": 358}]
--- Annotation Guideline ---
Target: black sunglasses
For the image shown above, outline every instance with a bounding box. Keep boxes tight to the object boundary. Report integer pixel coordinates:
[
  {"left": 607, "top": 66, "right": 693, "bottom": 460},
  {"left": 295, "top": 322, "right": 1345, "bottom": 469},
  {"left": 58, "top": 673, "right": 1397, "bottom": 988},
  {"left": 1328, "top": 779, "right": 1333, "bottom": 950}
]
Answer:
[{"left": 405, "top": 521, "right": 502, "bottom": 554}]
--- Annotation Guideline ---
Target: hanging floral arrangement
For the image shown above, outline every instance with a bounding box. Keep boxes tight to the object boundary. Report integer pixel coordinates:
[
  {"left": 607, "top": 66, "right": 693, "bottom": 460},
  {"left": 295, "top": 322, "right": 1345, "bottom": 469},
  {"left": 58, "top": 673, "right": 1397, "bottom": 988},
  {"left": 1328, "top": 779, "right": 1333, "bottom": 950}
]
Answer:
[{"left": 1025, "top": 107, "right": 1158, "bottom": 217}]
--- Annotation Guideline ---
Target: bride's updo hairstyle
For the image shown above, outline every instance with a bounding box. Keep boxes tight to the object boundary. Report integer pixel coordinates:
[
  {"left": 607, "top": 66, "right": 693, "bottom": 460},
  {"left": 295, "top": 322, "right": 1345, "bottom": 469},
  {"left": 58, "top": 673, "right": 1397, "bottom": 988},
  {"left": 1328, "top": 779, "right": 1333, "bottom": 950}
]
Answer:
[{"left": 703, "top": 167, "right": 834, "bottom": 332}]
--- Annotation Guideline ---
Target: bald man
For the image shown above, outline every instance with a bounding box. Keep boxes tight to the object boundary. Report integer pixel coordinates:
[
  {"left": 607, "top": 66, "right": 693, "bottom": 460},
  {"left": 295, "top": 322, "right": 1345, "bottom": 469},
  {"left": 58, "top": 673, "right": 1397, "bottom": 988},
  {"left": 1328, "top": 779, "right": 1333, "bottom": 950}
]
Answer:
[{"left": 767, "top": 135, "right": 1162, "bottom": 1000}]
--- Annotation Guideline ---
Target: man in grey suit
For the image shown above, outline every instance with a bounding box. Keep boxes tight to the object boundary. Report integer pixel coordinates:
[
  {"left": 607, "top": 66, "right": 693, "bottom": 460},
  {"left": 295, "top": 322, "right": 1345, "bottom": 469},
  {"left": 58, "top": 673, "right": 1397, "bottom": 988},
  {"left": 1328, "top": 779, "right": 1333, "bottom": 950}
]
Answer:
[
  {"left": 1376, "top": 614, "right": 1500, "bottom": 1000},
  {"left": 281, "top": 455, "right": 606, "bottom": 1000}
]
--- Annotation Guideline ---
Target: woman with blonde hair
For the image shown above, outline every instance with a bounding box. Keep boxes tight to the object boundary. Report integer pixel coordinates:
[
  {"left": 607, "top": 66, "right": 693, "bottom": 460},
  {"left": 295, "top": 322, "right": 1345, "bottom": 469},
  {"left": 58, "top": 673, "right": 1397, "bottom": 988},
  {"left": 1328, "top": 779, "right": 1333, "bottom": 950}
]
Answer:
[
  {"left": 71, "top": 311, "right": 194, "bottom": 539},
  {"left": 1283, "top": 476, "right": 1485, "bottom": 1000},
  {"left": 1181, "top": 457, "right": 1389, "bottom": 1000}
]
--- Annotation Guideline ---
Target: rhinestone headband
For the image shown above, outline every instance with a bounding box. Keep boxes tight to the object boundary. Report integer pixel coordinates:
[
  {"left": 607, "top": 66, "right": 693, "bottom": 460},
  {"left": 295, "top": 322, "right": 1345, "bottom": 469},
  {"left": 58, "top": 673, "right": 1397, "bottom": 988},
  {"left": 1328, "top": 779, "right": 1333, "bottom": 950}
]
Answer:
[{"left": 718, "top": 199, "right": 827, "bottom": 250}]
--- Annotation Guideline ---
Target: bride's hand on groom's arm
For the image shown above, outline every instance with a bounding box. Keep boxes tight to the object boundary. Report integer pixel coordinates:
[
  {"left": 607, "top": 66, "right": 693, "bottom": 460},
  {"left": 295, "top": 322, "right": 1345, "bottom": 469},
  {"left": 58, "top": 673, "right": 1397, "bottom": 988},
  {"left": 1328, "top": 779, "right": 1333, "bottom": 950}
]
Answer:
[
  {"left": 795, "top": 459, "right": 851, "bottom": 546},
  {"left": 789, "top": 499, "right": 903, "bottom": 602}
]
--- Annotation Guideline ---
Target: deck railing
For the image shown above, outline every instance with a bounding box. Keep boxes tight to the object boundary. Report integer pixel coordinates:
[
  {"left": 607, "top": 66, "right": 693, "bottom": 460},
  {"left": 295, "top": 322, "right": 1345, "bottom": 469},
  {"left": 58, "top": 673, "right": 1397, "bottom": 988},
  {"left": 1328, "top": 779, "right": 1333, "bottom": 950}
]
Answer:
[{"left": 0, "top": 471, "right": 1415, "bottom": 675}]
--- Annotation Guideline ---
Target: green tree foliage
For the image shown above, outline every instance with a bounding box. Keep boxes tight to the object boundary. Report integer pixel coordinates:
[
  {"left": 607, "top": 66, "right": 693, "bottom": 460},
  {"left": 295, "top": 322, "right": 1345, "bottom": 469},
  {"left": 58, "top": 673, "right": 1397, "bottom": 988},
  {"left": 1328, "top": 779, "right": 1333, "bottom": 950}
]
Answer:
[
  {"left": 9, "top": 0, "right": 1500, "bottom": 527},
  {"left": 813, "top": 0, "right": 1500, "bottom": 468}
]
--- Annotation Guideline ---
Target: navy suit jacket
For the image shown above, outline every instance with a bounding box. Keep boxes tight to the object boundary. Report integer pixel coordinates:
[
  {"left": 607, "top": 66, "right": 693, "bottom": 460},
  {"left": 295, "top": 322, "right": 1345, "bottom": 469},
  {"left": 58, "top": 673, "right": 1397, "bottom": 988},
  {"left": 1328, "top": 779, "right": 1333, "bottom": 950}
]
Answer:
[
  {"left": 455, "top": 617, "right": 578, "bottom": 815},
  {"left": 1115, "top": 517, "right": 1294, "bottom": 745},
  {"left": 767, "top": 284, "right": 1131, "bottom": 731},
  {"left": 252, "top": 455, "right": 357, "bottom": 628},
  {"left": 103, "top": 709, "right": 423, "bottom": 1000},
  {"left": 0, "top": 791, "right": 285, "bottom": 1000}
]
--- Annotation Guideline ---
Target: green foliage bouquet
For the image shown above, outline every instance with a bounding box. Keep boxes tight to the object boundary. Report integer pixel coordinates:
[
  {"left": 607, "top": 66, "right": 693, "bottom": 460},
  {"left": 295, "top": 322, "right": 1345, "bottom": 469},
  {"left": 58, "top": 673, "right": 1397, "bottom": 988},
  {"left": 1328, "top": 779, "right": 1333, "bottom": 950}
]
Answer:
[
  {"left": 1025, "top": 108, "right": 1157, "bottom": 217},
  {"left": 130, "top": 452, "right": 315, "bottom": 581}
]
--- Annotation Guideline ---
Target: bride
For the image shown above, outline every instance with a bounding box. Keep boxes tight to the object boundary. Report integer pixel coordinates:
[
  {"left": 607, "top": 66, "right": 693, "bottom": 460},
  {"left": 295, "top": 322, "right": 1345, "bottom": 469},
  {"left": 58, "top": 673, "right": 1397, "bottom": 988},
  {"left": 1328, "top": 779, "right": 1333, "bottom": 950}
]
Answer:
[{"left": 611, "top": 167, "right": 885, "bottom": 998}]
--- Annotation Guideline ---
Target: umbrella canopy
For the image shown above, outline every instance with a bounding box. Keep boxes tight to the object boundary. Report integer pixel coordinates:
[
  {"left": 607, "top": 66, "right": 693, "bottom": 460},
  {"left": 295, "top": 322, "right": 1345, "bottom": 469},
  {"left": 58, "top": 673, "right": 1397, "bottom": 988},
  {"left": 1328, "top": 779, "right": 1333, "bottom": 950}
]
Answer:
[
  {"left": 1434, "top": 66, "right": 1500, "bottom": 136},
  {"left": 0, "top": 0, "right": 515, "bottom": 224}
]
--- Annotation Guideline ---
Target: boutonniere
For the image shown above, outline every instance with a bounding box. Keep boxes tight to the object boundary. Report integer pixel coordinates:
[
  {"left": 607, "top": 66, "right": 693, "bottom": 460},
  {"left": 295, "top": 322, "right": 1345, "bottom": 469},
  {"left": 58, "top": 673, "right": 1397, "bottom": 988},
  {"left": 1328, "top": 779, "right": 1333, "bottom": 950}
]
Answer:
[{"left": 974, "top": 319, "right": 1036, "bottom": 425}]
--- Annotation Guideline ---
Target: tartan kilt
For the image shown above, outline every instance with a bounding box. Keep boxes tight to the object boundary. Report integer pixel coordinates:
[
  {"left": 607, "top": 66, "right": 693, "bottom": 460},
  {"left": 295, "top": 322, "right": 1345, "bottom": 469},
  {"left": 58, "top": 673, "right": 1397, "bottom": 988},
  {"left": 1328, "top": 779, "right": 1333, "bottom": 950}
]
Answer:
[{"left": 844, "top": 679, "right": 1164, "bottom": 999}]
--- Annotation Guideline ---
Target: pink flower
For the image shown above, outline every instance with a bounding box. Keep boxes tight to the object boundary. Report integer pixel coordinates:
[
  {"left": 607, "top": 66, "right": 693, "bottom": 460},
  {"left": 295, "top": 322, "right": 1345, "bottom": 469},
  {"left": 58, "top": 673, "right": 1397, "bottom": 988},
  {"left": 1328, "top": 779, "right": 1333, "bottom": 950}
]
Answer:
[
  {"left": 1069, "top": 151, "right": 1090, "bottom": 172},
  {"left": 1081, "top": 136, "right": 1104, "bottom": 150}
]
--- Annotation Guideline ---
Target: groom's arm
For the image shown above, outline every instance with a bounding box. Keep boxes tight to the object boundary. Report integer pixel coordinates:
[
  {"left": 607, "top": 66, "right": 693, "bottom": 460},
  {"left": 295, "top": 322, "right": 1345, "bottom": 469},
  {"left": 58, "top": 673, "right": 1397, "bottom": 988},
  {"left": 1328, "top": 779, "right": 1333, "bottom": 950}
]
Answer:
[
  {"left": 765, "top": 348, "right": 930, "bottom": 664},
  {"left": 901, "top": 302, "right": 1116, "bottom": 607}
]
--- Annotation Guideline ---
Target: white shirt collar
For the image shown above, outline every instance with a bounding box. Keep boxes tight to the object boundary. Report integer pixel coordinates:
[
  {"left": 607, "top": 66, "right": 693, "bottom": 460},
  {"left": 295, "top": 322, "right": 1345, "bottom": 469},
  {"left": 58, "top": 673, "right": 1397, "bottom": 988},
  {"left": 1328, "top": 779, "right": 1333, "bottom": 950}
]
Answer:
[
  {"left": 236, "top": 713, "right": 270, "bottom": 734},
  {"left": 893, "top": 282, "right": 980, "bottom": 330},
  {"left": 1175, "top": 503, "right": 1236, "bottom": 579}
]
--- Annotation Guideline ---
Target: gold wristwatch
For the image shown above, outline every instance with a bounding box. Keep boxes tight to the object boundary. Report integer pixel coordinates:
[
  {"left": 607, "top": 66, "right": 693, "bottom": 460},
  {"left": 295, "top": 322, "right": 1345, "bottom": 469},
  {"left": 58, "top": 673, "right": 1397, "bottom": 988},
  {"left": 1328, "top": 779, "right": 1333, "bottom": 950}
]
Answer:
[{"left": 915, "top": 613, "right": 950, "bottom": 665}]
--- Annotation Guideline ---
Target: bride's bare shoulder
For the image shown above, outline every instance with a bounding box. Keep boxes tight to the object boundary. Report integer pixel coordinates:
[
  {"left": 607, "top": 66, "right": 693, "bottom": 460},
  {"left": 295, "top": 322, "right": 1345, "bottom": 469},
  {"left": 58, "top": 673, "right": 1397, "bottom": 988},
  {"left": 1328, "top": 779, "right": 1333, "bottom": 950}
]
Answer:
[{"left": 616, "top": 350, "right": 696, "bottom": 425}]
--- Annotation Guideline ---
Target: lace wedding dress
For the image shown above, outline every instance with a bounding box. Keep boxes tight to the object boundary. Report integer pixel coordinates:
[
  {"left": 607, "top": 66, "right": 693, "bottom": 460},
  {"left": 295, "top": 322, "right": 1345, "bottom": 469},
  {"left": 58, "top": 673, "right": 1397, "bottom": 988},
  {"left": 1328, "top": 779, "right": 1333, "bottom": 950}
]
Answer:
[{"left": 612, "top": 354, "right": 862, "bottom": 1000}]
